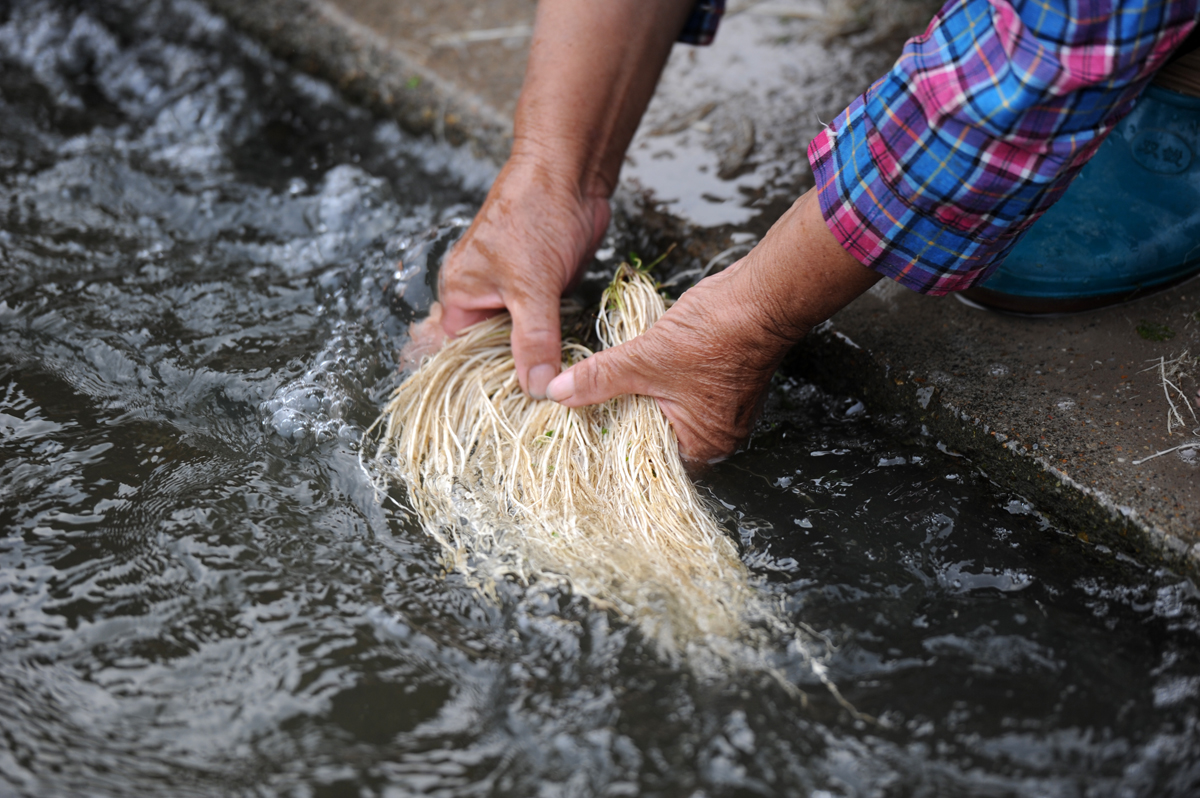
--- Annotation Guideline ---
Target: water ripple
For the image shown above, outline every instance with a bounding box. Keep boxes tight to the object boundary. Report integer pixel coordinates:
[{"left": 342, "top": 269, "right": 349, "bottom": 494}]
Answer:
[{"left": 0, "top": 1, "right": 1198, "bottom": 795}]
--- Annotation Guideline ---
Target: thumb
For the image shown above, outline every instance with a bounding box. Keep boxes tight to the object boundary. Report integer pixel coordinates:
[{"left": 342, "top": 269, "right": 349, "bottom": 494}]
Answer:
[
  {"left": 508, "top": 295, "right": 565, "bottom": 400},
  {"left": 546, "top": 340, "right": 652, "bottom": 407}
]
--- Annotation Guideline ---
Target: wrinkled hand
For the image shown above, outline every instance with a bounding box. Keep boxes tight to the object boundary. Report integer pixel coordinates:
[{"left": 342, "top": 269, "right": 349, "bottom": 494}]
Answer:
[
  {"left": 546, "top": 257, "right": 800, "bottom": 463},
  {"left": 437, "top": 155, "right": 611, "bottom": 398},
  {"left": 544, "top": 189, "right": 882, "bottom": 462}
]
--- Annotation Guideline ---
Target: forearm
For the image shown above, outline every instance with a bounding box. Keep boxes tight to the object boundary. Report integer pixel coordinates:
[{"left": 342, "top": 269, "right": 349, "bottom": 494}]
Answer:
[
  {"left": 735, "top": 188, "right": 882, "bottom": 346},
  {"left": 513, "top": 0, "right": 696, "bottom": 199}
]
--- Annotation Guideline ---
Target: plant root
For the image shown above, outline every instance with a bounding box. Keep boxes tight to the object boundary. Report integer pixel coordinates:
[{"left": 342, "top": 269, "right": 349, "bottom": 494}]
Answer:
[{"left": 367, "top": 264, "right": 777, "bottom": 661}]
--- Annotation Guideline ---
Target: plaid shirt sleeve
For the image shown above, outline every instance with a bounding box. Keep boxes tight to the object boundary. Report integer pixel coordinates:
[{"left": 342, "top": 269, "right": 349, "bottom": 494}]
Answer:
[
  {"left": 678, "top": 0, "right": 725, "bottom": 45},
  {"left": 807, "top": 0, "right": 1199, "bottom": 295}
]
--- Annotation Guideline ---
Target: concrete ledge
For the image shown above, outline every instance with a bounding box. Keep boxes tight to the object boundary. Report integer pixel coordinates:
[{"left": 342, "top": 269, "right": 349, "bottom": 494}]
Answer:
[
  {"left": 788, "top": 288, "right": 1200, "bottom": 575},
  {"left": 205, "top": 0, "right": 515, "bottom": 162}
]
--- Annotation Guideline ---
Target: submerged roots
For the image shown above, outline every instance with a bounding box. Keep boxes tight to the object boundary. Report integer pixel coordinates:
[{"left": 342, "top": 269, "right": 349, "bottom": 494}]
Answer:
[{"left": 368, "top": 264, "right": 771, "bottom": 659}]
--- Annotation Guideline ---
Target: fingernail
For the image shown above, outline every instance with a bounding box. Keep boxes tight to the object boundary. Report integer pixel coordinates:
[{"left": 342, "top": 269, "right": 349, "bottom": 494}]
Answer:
[
  {"left": 528, "top": 363, "right": 557, "bottom": 400},
  {"left": 546, "top": 371, "right": 575, "bottom": 403}
]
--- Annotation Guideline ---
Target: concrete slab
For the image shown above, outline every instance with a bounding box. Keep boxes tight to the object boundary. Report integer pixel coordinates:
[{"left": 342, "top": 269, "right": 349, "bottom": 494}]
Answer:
[
  {"left": 204, "top": 0, "right": 1200, "bottom": 574},
  {"left": 321, "top": 0, "right": 534, "bottom": 120},
  {"left": 794, "top": 278, "right": 1200, "bottom": 572},
  {"left": 205, "top": 0, "right": 521, "bottom": 161}
]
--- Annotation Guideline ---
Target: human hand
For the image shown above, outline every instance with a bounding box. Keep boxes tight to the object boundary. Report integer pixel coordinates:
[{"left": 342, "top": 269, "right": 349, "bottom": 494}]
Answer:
[
  {"left": 437, "top": 155, "right": 611, "bottom": 399},
  {"left": 432, "top": 0, "right": 696, "bottom": 398},
  {"left": 545, "top": 189, "right": 882, "bottom": 462},
  {"left": 544, "top": 256, "right": 800, "bottom": 462}
]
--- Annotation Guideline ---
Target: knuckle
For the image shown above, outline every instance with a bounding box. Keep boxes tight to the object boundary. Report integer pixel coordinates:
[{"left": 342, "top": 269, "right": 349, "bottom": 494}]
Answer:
[
  {"left": 594, "top": 341, "right": 654, "bottom": 397},
  {"left": 511, "top": 316, "right": 561, "bottom": 351},
  {"left": 573, "top": 353, "right": 607, "bottom": 398}
]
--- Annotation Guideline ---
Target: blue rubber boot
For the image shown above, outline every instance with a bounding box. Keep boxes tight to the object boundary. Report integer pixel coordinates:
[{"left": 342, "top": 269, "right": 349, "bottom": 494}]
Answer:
[{"left": 961, "top": 84, "right": 1200, "bottom": 314}]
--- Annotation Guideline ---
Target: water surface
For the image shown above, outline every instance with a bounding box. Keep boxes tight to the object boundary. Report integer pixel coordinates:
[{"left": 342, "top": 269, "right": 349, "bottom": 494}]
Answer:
[{"left": 2, "top": 1, "right": 1199, "bottom": 796}]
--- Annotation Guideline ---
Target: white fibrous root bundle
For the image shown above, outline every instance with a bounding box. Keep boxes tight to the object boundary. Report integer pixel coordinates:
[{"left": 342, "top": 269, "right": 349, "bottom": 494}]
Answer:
[{"left": 368, "top": 264, "right": 771, "bottom": 659}]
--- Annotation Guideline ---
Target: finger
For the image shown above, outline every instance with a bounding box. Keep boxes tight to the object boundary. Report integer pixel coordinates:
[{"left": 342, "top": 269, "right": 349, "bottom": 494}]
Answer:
[
  {"left": 506, "top": 295, "right": 564, "bottom": 399},
  {"left": 441, "top": 303, "right": 500, "bottom": 337},
  {"left": 550, "top": 346, "right": 740, "bottom": 463},
  {"left": 400, "top": 313, "right": 448, "bottom": 370},
  {"left": 546, "top": 340, "right": 652, "bottom": 407}
]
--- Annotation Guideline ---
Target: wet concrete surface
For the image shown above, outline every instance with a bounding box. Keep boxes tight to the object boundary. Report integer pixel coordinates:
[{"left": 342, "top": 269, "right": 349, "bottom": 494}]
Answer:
[
  {"left": 205, "top": 0, "right": 518, "bottom": 161},
  {"left": 328, "top": 0, "right": 534, "bottom": 119},
  {"left": 795, "top": 279, "right": 1200, "bottom": 572},
  {"left": 204, "top": 0, "right": 1200, "bottom": 573}
]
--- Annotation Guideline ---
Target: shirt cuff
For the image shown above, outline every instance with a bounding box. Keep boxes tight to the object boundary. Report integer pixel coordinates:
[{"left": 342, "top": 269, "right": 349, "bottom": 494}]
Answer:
[
  {"left": 807, "top": 94, "right": 1035, "bottom": 296},
  {"left": 807, "top": 0, "right": 1198, "bottom": 296},
  {"left": 677, "top": 0, "right": 725, "bottom": 46}
]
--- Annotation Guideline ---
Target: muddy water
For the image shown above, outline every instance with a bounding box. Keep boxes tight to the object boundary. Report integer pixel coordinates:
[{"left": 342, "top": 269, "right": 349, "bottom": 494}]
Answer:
[{"left": 2, "top": 1, "right": 1200, "bottom": 796}]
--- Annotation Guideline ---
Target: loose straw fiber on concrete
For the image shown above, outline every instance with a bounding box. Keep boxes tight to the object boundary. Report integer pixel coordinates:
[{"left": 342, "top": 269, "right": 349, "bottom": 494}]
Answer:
[{"left": 369, "top": 264, "right": 768, "bottom": 657}]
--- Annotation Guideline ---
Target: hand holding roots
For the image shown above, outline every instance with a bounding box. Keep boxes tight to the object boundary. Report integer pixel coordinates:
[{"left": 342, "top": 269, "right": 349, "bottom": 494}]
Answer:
[{"left": 368, "top": 264, "right": 771, "bottom": 658}]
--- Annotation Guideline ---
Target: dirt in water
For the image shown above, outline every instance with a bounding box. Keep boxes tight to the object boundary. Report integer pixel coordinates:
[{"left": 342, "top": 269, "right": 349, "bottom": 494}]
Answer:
[{"left": 1, "top": 1, "right": 1199, "bottom": 796}]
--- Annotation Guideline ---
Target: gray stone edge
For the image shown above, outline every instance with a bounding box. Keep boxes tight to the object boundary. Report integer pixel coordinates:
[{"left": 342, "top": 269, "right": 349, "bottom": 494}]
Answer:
[
  {"left": 786, "top": 325, "right": 1200, "bottom": 579},
  {"left": 204, "top": 0, "right": 513, "bottom": 163}
]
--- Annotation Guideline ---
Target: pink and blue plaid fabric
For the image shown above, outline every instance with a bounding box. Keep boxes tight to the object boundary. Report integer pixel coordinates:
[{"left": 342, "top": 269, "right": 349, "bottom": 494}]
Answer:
[{"left": 808, "top": 0, "right": 1199, "bottom": 294}]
